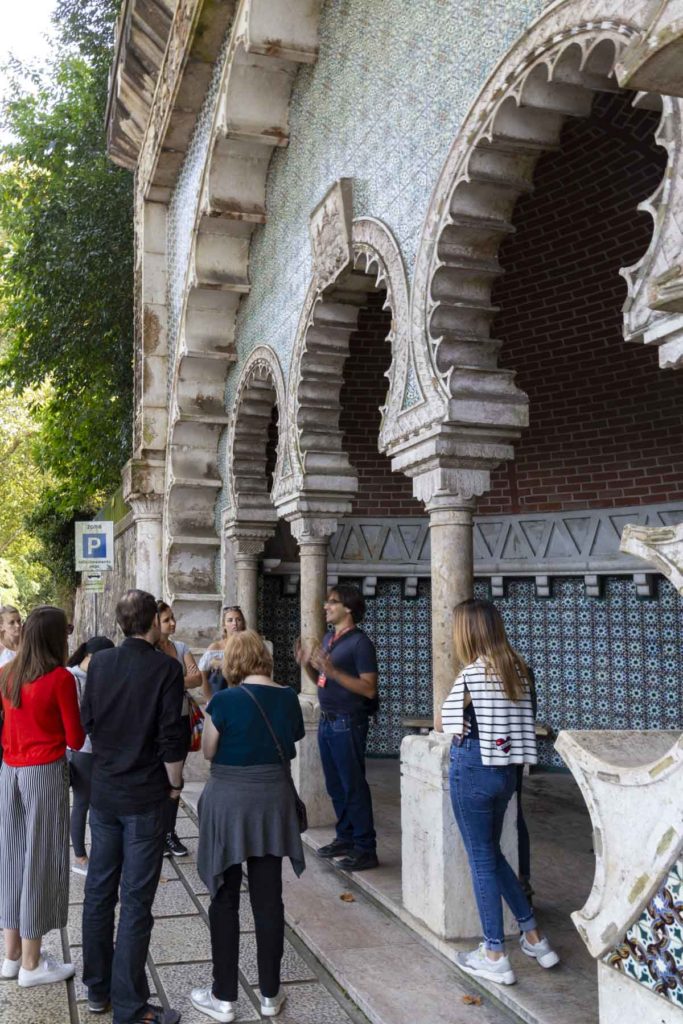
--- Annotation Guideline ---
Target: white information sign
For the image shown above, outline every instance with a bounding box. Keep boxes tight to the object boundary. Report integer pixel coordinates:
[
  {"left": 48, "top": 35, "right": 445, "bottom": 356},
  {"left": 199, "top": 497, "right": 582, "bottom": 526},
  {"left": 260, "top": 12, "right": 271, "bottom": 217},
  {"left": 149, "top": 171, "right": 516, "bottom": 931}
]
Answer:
[
  {"left": 82, "top": 571, "right": 105, "bottom": 594},
  {"left": 75, "top": 521, "right": 114, "bottom": 572}
]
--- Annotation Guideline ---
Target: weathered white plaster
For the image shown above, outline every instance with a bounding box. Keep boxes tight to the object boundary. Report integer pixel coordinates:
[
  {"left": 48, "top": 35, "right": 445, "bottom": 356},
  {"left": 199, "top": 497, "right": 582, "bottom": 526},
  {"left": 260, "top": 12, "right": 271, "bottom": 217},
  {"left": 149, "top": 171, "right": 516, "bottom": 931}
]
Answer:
[
  {"left": 555, "top": 729, "right": 683, "bottom": 958},
  {"left": 597, "top": 960, "right": 682, "bottom": 1024},
  {"left": 401, "top": 732, "right": 518, "bottom": 941}
]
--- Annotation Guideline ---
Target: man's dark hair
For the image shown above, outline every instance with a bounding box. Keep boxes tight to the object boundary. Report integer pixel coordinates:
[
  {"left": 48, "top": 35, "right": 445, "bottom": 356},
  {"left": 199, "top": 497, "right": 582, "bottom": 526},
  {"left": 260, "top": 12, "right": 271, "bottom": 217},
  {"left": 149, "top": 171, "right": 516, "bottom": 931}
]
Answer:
[
  {"left": 330, "top": 583, "right": 366, "bottom": 623},
  {"left": 116, "top": 590, "right": 158, "bottom": 637}
]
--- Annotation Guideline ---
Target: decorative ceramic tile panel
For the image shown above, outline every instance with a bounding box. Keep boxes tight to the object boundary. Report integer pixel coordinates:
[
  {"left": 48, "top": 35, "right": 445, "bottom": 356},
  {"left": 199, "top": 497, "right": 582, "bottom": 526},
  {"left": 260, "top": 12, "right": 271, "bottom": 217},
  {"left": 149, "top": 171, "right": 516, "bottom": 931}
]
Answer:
[
  {"left": 604, "top": 856, "right": 683, "bottom": 1009},
  {"left": 260, "top": 574, "right": 683, "bottom": 761},
  {"left": 233, "top": 0, "right": 545, "bottom": 383}
]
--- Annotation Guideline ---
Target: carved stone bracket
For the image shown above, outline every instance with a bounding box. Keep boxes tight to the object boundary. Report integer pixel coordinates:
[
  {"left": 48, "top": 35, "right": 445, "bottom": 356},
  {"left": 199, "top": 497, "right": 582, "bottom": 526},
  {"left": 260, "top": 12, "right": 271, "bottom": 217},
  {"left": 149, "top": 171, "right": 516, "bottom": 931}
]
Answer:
[
  {"left": 122, "top": 457, "right": 166, "bottom": 519},
  {"left": 309, "top": 179, "right": 353, "bottom": 292},
  {"left": 620, "top": 522, "right": 683, "bottom": 594}
]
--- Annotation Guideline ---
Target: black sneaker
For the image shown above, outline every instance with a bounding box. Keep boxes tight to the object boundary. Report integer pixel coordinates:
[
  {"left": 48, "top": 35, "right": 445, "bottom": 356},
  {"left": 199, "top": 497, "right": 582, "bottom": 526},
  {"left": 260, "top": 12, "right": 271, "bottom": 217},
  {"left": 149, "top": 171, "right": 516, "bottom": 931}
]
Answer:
[
  {"left": 165, "top": 832, "right": 188, "bottom": 858},
  {"left": 335, "top": 850, "right": 379, "bottom": 871},
  {"left": 317, "top": 838, "right": 354, "bottom": 859},
  {"left": 88, "top": 997, "right": 110, "bottom": 1014}
]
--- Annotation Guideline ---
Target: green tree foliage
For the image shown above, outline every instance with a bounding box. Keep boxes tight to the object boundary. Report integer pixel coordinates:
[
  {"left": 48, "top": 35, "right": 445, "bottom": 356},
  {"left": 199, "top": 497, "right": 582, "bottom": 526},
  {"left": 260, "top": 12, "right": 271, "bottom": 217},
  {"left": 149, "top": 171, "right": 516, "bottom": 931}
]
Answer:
[{"left": 0, "top": 0, "right": 133, "bottom": 593}]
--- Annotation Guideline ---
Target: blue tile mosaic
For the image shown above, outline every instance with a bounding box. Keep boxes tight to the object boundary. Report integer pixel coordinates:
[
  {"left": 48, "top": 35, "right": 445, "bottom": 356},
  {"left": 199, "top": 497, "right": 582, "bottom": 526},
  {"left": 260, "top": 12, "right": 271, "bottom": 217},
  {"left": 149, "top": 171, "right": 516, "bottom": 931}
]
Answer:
[
  {"left": 260, "top": 574, "right": 683, "bottom": 761},
  {"left": 604, "top": 856, "right": 683, "bottom": 1009}
]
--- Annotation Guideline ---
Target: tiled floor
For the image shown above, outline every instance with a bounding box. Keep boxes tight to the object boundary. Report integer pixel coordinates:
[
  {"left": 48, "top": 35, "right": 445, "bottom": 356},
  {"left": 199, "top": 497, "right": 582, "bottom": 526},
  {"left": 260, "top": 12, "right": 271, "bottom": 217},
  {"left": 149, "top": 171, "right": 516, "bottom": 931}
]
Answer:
[{"left": 0, "top": 806, "right": 365, "bottom": 1024}]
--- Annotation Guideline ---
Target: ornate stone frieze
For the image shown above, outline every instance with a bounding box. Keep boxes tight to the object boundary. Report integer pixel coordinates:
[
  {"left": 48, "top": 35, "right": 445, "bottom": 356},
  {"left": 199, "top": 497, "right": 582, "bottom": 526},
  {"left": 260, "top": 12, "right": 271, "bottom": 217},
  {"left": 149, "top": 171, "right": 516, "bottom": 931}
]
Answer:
[
  {"left": 264, "top": 504, "right": 683, "bottom": 581},
  {"left": 309, "top": 179, "right": 353, "bottom": 292}
]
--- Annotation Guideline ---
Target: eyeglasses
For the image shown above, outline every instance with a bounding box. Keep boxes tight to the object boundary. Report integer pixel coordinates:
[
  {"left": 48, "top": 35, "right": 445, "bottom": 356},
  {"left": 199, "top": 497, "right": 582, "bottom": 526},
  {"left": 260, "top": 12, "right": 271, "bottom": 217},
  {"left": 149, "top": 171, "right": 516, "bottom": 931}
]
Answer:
[{"left": 324, "top": 599, "right": 342, "bottom": 605}]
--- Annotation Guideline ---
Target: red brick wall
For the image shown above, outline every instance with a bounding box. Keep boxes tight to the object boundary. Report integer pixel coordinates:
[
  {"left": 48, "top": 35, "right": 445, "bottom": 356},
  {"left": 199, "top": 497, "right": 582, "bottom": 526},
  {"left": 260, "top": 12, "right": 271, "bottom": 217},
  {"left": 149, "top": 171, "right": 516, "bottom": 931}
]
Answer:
[
  {"left": 340, "top": 291, "right": 423, "bottom": 515},
  {"left": 481, "top": 90, "right": 682, "bottom": 515}
]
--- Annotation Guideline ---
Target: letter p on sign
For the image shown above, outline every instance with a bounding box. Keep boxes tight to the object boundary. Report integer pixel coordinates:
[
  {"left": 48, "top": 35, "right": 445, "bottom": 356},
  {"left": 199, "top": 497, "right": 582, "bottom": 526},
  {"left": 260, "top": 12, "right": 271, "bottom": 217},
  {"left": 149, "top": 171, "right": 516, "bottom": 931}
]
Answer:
[{"left": 83, "top": 534, "right": 107, "bottom": 559}]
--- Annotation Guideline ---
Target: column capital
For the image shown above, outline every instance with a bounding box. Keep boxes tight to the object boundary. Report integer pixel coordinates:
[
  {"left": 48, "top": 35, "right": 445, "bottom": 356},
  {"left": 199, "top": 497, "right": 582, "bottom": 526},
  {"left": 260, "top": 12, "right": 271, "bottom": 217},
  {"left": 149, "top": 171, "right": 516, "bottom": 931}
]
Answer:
[
  {"left": 224, "top": 518, "right": 275, "bottom": 558},
  {"left": 287, "top": 515, "right": 339, "bottom": 546},
  {"left": 413, "top": 467, "right": 490, "bottom": 508},
  {"left": 425, "top": 493, "right": 477, "bottom": 523},
  {"left": 121, "top": 457, "right": 166, "bottom": 520}
]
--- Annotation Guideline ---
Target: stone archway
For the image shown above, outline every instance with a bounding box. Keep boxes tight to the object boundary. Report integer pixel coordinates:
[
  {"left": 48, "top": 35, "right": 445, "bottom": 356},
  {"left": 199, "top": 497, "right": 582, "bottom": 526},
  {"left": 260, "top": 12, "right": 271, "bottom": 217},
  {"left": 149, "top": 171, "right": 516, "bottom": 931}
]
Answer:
[
  {"left": 223, "top": 346, "right": 287, "bottom": 630},
  {"left": 274, "top": 215, "right": 411, "bottom": 525}
]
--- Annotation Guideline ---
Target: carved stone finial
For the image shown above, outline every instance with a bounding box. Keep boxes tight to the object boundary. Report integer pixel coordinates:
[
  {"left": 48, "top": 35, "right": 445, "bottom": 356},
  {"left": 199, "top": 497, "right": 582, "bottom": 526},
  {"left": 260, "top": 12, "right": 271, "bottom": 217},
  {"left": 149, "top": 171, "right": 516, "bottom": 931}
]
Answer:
[
  {"left": 309, "top": 179, "right": 353, "bottom": 291},
  {"left": 620, "top": 523, "right": 683, "bottom": 594}
]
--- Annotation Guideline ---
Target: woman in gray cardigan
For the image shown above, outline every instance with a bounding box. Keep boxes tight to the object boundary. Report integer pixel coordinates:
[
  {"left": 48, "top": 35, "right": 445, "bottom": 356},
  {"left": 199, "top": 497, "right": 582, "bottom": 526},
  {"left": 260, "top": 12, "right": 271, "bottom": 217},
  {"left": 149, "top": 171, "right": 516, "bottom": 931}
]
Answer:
[{"left": 191, "top": 630, "right": 305, "bottom": 1024}]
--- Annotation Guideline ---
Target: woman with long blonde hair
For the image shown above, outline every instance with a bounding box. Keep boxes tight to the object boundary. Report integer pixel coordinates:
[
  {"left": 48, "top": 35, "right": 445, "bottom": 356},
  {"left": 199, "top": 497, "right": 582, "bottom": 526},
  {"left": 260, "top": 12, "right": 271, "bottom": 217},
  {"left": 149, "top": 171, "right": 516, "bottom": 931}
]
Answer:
[{"left": 440, "top": 599, "right": 558, "bottom": 986}]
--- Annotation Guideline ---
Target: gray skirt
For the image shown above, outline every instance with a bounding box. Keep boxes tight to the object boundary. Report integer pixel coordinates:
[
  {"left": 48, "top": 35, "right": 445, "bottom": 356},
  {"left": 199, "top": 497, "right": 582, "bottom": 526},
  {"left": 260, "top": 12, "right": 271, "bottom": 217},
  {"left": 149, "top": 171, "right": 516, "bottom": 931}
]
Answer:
[{"left": 197, "top": 763, "right": 305, "bottom": 898}]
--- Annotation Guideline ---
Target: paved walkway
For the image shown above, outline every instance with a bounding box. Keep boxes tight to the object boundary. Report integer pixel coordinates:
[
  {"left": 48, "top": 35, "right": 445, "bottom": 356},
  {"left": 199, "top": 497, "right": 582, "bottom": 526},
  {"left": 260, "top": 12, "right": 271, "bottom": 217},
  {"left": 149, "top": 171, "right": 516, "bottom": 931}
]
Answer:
[{"left": 0, "top": 804, "right": 365, "bottom": 1024}]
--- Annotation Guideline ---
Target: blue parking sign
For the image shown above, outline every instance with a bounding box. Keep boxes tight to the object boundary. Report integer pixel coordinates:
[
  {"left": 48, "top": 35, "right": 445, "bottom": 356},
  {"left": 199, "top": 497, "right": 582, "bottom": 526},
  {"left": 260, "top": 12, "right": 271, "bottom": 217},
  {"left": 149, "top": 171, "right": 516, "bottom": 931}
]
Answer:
[{"left": 82, "top": 533, "right": 107, "bottom": 560}]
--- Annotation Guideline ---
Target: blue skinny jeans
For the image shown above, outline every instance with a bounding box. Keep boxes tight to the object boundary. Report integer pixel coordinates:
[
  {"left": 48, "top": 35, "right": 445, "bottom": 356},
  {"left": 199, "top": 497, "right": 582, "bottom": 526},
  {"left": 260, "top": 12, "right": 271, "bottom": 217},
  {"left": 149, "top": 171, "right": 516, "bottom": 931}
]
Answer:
[{"left": 449, "top": 739, "right": 536, "bottom": 951}]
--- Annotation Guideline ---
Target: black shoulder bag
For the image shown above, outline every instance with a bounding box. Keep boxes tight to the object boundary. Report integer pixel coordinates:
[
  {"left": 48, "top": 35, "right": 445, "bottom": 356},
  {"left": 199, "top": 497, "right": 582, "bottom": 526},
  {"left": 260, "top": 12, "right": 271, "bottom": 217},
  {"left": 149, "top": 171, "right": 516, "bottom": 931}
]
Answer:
[{"left": 241, "top": 684, "right": 308, "bottom": 833}]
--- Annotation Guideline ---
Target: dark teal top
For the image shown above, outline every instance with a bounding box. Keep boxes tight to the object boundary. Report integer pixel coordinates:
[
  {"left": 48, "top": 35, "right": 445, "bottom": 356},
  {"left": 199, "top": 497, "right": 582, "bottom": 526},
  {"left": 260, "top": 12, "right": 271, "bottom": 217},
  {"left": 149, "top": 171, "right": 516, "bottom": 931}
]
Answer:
[{"left": 207, "top": 683, "right": 305, "bottom": 766}]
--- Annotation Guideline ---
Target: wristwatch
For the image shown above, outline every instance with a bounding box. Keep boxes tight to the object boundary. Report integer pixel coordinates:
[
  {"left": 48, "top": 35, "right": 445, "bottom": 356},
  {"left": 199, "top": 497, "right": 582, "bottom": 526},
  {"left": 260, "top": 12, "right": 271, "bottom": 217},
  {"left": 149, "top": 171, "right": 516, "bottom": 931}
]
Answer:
[{"left": 169, "top": 781, "right": 185, "bottom": 791}]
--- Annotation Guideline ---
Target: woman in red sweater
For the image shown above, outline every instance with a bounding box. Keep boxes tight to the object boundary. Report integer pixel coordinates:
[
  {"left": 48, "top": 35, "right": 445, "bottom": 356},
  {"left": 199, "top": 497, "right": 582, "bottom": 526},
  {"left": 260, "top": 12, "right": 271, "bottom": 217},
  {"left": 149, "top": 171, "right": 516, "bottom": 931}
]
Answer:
[{"left": 0, "top": 606, "right": 85, "bottom": 988}]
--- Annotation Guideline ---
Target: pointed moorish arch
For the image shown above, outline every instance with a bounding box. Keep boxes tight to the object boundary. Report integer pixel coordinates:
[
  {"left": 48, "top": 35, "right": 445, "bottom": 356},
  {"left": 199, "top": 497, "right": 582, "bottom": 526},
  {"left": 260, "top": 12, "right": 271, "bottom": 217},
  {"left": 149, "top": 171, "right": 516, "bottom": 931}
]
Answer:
[
  {"left": 273, "top": 217, "right": 411, "bottom": 522},
  {"left": 226, "top": 345, "right": 287, "bottom": 535},
  {"left": 381, "top": 3, "right": 683, "bottom": 501}
]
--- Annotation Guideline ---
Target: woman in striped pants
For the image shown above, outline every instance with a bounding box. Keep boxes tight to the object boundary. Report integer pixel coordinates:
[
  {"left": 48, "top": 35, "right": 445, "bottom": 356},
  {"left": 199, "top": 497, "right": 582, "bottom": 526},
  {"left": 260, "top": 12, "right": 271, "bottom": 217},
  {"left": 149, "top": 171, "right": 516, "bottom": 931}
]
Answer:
[{"left": 0, "top": 606, "right": 85, "bottom": 987}]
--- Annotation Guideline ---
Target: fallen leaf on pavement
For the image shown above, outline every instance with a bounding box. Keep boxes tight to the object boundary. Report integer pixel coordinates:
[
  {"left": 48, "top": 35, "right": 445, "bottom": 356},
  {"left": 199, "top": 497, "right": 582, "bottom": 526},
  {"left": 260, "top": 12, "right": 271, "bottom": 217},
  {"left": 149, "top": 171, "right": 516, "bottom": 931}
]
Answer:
[
  {"left": 339, "top": 892, "right": 355, "bottom": 902},
  {"left": 462, "top": 994, "right": 482, "bottom": 1005}
]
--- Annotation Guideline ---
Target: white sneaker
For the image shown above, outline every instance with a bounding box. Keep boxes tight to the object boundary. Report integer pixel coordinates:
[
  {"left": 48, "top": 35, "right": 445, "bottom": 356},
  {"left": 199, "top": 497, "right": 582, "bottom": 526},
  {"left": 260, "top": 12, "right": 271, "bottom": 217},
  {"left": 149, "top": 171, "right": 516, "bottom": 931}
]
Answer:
[
  {"left": 456, "top": 943, "right": 516, "bottom": 985},
  {"left": 520, "top": 933, "right": 560, "bottom": 968},
  {"left": 3, "top": 946, "right": 48, "bottom": 980},
  {"left": 190, "top": 987, "right": 235, "bottom": 1022},
  {"left": 1, "top": 955, "right": 21, "bottom": 979},
  {"left": 17, "top": 954, "right": 75, "bottom": 987},
  {"left": 260, "top": 989, "right": 286, "bottom": 1017}
]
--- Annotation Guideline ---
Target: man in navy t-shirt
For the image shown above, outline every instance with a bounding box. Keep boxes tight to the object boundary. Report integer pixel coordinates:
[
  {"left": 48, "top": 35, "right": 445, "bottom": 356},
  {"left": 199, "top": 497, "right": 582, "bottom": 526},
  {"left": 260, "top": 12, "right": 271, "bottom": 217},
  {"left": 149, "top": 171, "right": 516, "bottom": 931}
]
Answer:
[{"left": 299, "top": 583, "right": 379, "bottom": 871}]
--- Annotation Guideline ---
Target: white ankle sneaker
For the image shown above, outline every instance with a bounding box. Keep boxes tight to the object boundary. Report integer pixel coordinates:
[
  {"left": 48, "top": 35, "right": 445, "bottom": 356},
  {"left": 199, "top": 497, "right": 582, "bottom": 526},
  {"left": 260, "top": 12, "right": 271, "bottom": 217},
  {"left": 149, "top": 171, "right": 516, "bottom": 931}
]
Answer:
[
  {"left": 1, "top": 955, "right": 21, "bottom": 979},
  {"left": 190, "top": 987, "right": 235, "bottom": 1023},
  {"left": 260, "top": 989, "right": 286, "bottom": 1017},
  {"left": 520, "top": 933, "right": 560, "bottom": 968},
  {"left": 18, "top": 953, "right": 75, "bottom": 987},
  {"left": 456, "top": 943, "right": 516, "bottom": 985}
]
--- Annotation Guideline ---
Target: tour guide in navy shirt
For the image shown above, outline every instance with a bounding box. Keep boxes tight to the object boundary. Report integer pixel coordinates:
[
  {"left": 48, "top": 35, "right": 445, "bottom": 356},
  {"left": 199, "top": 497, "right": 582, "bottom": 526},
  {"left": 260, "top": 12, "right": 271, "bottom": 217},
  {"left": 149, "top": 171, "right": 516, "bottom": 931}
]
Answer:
[{"left": 300, "top": 583, "right": 379, "bottom": 871}]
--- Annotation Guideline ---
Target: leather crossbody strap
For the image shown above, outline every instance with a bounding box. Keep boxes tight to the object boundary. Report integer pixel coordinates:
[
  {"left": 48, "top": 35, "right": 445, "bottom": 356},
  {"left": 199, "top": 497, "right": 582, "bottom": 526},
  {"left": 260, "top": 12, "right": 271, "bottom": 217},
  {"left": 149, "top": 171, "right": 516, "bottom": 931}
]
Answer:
[{"left": 241, "top": 683, "right": 289, "bottom": 772}]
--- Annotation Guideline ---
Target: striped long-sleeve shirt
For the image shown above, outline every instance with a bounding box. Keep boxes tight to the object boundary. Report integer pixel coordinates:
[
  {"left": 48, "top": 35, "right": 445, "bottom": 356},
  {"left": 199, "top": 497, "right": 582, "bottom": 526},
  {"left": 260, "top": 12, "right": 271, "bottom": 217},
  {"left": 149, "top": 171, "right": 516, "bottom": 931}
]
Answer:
[{"left": 441, "top": 657, "right": 537, "bottom": 766}]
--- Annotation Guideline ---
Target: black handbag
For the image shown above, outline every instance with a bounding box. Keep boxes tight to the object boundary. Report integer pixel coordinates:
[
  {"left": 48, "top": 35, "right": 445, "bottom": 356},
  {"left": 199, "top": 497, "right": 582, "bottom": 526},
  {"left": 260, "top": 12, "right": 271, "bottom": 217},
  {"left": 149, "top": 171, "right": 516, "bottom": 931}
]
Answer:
[{"left": 241, "top": 684, "right": 308, "bottom": 833}]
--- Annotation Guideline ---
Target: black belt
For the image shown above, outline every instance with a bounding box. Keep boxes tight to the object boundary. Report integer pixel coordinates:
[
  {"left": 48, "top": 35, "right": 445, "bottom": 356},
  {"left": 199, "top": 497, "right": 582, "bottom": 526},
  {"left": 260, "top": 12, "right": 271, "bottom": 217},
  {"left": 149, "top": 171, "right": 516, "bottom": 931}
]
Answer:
[{"left": 320, "top": 710, "right": 366, "bottom": 723}]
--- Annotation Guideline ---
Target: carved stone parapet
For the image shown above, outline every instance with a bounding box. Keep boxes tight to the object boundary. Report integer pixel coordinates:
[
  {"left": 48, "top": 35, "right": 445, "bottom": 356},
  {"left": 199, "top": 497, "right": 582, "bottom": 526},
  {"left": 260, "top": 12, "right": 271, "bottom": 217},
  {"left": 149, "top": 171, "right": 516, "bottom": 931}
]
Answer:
[
  {"left": 620, "top": 522, "right": 683, "bottom": 594},
  {"left": 555, "top": 730, "right": 683, "bottom": 958},
  {"left": 309, "top": 179, "right": 353, "bottom": 291}
]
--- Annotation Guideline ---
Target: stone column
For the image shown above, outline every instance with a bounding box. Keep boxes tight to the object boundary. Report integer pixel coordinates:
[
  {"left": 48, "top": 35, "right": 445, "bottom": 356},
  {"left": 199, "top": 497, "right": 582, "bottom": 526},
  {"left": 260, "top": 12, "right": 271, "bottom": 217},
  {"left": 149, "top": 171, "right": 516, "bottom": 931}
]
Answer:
[
  {"left": 402, "top": 481, "right": 517, "bottom": 939},
  {"left": 224, "top": 522, "right": 275, "bottom": 633},
  {"left": 122, "top": 457, "right": 166, "bottom": 599},
  {"left": 425, "top": 494, "right": 476, "bottom": 715},
  {"left": 288, "top": 515, "right": 339, "bottom": 827},
  {"left": 234, "top": 550, "right": 260, "bottom": 631}
]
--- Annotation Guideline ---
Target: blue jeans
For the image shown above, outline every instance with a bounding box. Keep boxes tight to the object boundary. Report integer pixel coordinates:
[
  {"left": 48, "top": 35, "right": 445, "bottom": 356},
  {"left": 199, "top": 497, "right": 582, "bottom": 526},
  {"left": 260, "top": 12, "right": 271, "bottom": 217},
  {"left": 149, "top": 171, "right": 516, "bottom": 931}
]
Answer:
[
  {"left": 82, "top": 803, "right": 165, "bottom": 1023},
  {"left": 449, "top": 740, "right": 536, "bottom": 950},
  {"left": 318, "top": 714, "right": 376, "bottom": 852}
]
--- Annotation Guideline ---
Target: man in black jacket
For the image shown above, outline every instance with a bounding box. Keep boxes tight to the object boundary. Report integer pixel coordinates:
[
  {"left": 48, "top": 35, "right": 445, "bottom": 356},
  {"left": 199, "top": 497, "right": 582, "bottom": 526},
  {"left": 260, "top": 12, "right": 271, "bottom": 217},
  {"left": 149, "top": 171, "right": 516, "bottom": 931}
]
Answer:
[{"left": 81, "top": 589, "right": 185, "bottom": 1024}]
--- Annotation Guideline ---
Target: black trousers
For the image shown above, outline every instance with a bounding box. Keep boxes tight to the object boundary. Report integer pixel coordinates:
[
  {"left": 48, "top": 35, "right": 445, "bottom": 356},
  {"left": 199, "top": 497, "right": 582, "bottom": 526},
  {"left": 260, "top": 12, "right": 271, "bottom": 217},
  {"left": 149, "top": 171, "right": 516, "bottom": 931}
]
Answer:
[
  {"left": 209, "top": 855, "right": 283, "bottom": 1002},
  {"left": 69, "top": 750, "right": 93, "bottom": 859}
]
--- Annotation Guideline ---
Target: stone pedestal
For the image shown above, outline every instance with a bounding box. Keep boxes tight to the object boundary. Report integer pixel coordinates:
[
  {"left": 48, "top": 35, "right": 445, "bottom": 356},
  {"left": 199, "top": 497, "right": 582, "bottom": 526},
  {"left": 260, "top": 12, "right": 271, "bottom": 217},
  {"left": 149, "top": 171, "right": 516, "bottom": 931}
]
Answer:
[
  {"left": 292, "top": 693, "right": 335, "bottom": 828},
  {"left": 401, "top": 731, "right": 518, "bottom": 940}
]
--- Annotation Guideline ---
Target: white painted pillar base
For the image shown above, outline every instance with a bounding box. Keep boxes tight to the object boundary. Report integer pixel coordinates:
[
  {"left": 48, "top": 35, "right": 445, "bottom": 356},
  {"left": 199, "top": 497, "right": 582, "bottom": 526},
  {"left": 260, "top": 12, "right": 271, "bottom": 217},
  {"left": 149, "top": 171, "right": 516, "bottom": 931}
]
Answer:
[
  {"left": 401, "top": 731, "right": 518, "bottom": 940},
  {"left": 292, "top": 693, "right": 335, "bottom": 828}
]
